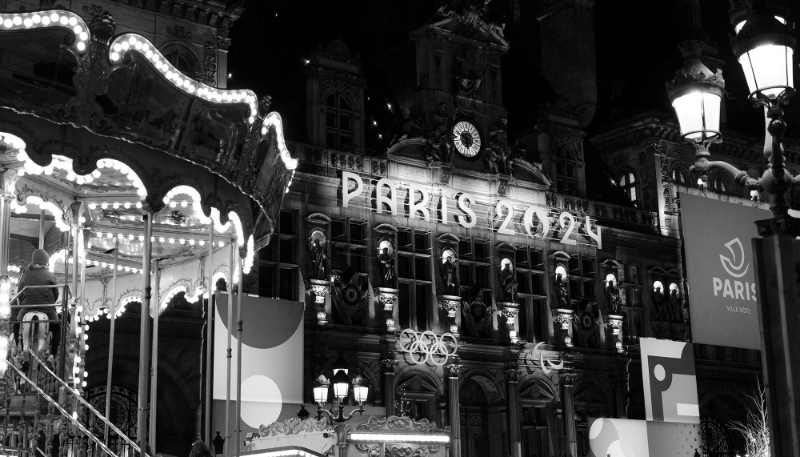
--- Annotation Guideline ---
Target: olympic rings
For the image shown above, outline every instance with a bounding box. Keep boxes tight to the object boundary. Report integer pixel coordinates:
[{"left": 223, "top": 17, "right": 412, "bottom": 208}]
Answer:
[{"left": 396, "top": 329, "right": 459, "bottom": 366}]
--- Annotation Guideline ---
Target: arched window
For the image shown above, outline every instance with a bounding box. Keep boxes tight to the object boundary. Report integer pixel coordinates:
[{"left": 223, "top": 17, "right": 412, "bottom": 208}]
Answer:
[
  {"left": 159, "top": 42, "right": 199, "bottom": 77},
  {"left": 553, "top": 142, "right": 579, "bottom": 193},
  {"left": 165, "top": 50, "right": 194, "bottom": 74},
  {"left": 325, "top": 93, "right": 353, "bottom": 150},
  {"left": 671, "top": 165, "right": 692, "bottom": 186},
  {"left": 618, "top": 171, "right": 638, "bottom": 206},
  {"left": 708, "top": 171, "right": 734, "bottom": 195}
]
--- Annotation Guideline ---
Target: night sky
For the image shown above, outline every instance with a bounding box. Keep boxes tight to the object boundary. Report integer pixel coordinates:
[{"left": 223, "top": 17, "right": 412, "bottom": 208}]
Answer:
[{"left": 226, "top": 0, "right": 798, "bottom": 149}]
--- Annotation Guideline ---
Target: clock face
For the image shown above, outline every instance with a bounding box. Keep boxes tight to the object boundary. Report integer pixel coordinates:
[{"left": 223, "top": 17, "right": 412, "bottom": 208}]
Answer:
[{"left": 453, "top": 120, "right": 482, "bottom": 158}]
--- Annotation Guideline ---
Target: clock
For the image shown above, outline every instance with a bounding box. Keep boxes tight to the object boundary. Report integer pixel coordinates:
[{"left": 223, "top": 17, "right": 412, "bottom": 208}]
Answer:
[{"left": 452, "top": 120, "right": 482, "bottom": 159}]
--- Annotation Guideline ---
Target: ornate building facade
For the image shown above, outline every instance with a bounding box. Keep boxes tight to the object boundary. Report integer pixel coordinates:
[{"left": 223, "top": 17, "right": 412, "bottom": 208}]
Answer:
[{"left": 264, "top": 1, "right": 781, "bottom": 457}]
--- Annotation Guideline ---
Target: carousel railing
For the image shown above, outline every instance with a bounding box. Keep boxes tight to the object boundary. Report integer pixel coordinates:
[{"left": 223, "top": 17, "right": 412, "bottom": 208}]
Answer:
[{"left": 1, "top": 350, "right": 147, "bottom": 457}]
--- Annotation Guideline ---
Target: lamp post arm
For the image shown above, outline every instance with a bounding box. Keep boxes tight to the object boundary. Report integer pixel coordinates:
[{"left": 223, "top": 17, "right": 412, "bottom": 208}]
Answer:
[{"left": 691, "top": 159, "right": 761, "bottom": 191}]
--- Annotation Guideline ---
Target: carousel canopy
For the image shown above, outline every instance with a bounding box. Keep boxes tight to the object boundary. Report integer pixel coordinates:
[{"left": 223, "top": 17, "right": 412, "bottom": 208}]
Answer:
[{"left": 0, "top": 9, "right": 296, "bottom": 286}]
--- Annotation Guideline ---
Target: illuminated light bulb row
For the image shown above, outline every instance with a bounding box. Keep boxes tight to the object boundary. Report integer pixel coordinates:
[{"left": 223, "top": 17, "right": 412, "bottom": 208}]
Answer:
[
  {"left": 96, "top": 159, "right": 147, "bottom": 197},
  {"left": 8, "top": 265, "right": 20, "bottom": 274},
  {"left": 11, "top": 197, "right": 70, "bottom": 231},
  {"left": 109, "top": 34, "right": 258, "bottom": 123},
  {"left": 16, "top": 151, "right": 79, "bottom": 180},
  {"left": 261, "top": 112, "right": 299, "bottom": 170},
  {"left": 85, "top": 258, "right": 143, "bottom": 275},
  {"left": 243, "top": 235, "right": 255, "bottom": 274},
  {"left": 88, "top": 201, "right": 143, "bottom": 210},
  {"left": 0, "top": 11, "right": 89, "bottom": 52},
  {"left": 285, "top": 170, "right": 296, "bottom": 194},
  {"left": 0, "top": 132, "right": 25, "bottom": 151},
  {"left": 93, "top": 230, "right": 225, "bottom": 248}
]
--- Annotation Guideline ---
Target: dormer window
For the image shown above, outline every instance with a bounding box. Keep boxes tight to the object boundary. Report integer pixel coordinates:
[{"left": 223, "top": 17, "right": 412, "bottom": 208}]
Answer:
[
  {"left": 325, "top": 93, "right": 353, "bottom": 150},
  {"left": 553, "top": 143, "right": 579, "bottom": 193}
]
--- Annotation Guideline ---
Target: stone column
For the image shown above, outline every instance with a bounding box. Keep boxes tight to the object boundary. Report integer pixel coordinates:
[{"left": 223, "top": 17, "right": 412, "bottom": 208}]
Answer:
[
  {"left": 506, "top": 366, "right": 521, "bottom": 457},
  {"left": 309, "top": 279, "right": 330, "bottom": 325},
  {"left": 379, "top": 356, "right": 398, "bottom": 416},
  {"left": 561, "top": 373, "right": 577, "bottom": 457},
  {"left": 445, "top": 358, "right": 462, "bottom": 457}
]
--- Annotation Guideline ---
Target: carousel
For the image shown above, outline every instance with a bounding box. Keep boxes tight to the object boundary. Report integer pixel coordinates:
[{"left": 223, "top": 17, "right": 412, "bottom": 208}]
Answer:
[{"left": 0, "top": 7, "right": 295, "bottom": 457}]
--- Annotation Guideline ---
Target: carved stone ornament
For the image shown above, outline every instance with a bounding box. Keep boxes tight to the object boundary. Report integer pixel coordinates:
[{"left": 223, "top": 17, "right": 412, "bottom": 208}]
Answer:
[
  {"left": 198, "top": 41, "right": 218, "bottom": 86},
  {"left": 354, "top": 415, "right": 449, "bottom": 434},
  {"left": 166, "top": 25, "right": 191, "bottom": 40},
  {"left": 257, "top": 417, "right": 332, "bottom": 437},
  {"left": 378, "top": 287, "right": 399, "bottom": 332},
  {"left": 379, "top": 358, "right": 399, "bottom": 372},
  {"left": 553, "top": 308, "right": 574, "bottom": 330},
  {"left": 438, "top": 295, "right": 461, "bottom": 319},
  {"left": 498, "top": 303, "right": 518, "bottom": 330},
  {"left": 309, "top": 278, "right": 330, "bottom": 325},
  {"left": 216, "top": 35, "right": 232, "bottom": 51},
  {"left": 505, "top": 368, "right": 521, "bottom": 383},
  {"left": 607, "top": 314, "right": 624, "bottom": 353},
  {"left": 445, "top": 363, "right": 463, "bottom": 378}
]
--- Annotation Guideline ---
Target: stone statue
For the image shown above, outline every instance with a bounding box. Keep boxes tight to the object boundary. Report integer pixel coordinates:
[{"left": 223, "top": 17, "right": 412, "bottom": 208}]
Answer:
[
  {"left": 489, "top": 118, "right": 513, "bottom": 175},
  {"left": 424, "top": 103, "right": 454, "bottom": 164},
  {"left": 652, "top": 286, "right": 666, "bottom": 321},
  {"left": 377, "top": 247, "right": 397, "bottom": 288},
  {"left": 440, "top": 255, "right": 459, "bottom": 295},
  {"left": 553, "top": 272, "right": 569, "bottom": 309},
  {"left": 606, "top": 280, "right": 622, "bottom": 314},
  {"left": 390, "top": 106, "right": 424, "bottom": 146},
  {"left": 668, "top": 287, "right": 681, "bottom": 322},
  {"left": 485, "top": 146, "right": 501, "bottom": 174},
  {"left": 499, "top": 262, "right": 517, "bottom": 302},
  {"left": 308, "top": 238, "right": 329, "bottom": 280}
]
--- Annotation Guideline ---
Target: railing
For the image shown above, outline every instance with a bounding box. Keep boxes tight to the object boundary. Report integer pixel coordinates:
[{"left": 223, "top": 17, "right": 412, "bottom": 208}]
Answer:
[{"left": 0, "top": 350, "right": 146, "bottom": 457}]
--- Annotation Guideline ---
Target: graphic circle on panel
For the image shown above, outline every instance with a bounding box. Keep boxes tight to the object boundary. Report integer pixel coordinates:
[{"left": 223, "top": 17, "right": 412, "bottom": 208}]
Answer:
[
  {"left": 240, "top": 375, "right": 283, "bottom": 427},
  {"left": 216, "top": 295, "right": 303, "bottom": 348}
]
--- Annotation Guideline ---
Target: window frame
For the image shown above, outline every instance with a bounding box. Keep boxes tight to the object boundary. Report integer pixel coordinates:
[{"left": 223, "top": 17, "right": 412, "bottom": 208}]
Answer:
[
  {"left": 397, "top": 227, "right": 432, "bottom": 331},
  {"left": 324, "top": 93, "right": 354, "bottom": 151},
  {"left": 258, "top": 210, "right": 300, "bottom": 301}
]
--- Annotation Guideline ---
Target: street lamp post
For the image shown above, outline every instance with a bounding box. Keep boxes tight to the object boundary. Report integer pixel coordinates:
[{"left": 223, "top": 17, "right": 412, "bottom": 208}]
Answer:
[
  {"left": 667, "top": 1, "right": 799, "bottom": 456},
  {"left": 313, "top": 357, "right": 369, "bottom": 423}
]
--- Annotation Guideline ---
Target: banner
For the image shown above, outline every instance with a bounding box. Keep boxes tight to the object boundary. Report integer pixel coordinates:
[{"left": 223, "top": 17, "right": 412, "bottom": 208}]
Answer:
[
  {"left": 639, "top": 338, "right": 699, "bottom": 424},
  {"left": 588, "top": 418, "right": 701, "bottom": 457},
  {"left": 680, "top": 193, "right": 767, "bottom": 349},
  {"left": 212, "top": 294, "right": 304, "bottom": 440}
]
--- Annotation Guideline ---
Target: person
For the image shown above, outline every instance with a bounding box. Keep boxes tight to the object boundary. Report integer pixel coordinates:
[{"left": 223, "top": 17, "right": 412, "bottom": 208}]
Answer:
[
  {"left": 190, "top": 440, "right": 213, "bottom": 457},
  {"left": 15, "top": 249, "right": 60, "bottom": 365}
]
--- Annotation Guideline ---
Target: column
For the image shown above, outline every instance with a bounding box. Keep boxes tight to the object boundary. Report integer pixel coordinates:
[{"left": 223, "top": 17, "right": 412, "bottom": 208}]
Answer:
[
  {"left": 445, "top": 357, "right": 462, "bottom": 457},
  {"left": 506, "top": 367, "right": 521, "bottom": 457},
  {"left": 752, "top": 219, "right": 800, "bottom": 457},
  {"left": 0, "top": 172, "right": 12, "bottom": 274},
  {"left": 379, "top": 356, "right": 398, "bottom": 416},
  {"left": 561, "top": 373, "right": 577, "bottom": 457},
  {"left": 136, "top": 213, "right": 154, "bottom": 449}
]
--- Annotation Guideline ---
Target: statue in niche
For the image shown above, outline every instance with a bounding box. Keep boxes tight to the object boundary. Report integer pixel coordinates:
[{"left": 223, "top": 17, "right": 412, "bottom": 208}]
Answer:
[
  {"left": 651, "top": 283, "right": 667, "bottom": 321},
  {"left": 668, "top": 284, "right": 681, "bottom": 322},
  {"left": 307, "top": 231, "right": 329, "bottom": 281},
  {"left": 462, "top": 288, "right": 492, "bottom": 337},
  {"left": 452, "top": 49, "right": 483, "bottom": 97},
  {"left": 389, "top": 106, "right": 424, "bottom": 146},
  {"left": 440, "top": 249, "right": 459, "bottom": 295},
  {"left": 606, "top": 279, "right": 622, "bottom": 314},
  {"left": 489, "top": 118, "right": 513, "bottom": 175},
  {"left": 498, "top": 258, "right": 517, "bottom": 302},
  {"left": 553, "top": 270, "right": 570, "bottom": 309},
  {"left": 424, "top": 103, "right": 454, "bottom": 164},
  {"left": 484, "top": 146, "right": 501, "bottom": 174},
  {"left": 377, "top": 240, "right": 397, "bottom": 289}
]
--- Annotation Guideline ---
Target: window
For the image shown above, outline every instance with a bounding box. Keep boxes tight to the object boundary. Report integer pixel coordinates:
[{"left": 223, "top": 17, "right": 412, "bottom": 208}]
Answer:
[
  {"left": 330, "top": 218, "right": 367, "bottom": 273},
  {"left": 671, "top": 165, "right": 692, "bottom": 186},
  {"left": 165, "top": 50, "right": 194, "bottom": 75},
  {"left": 553, "top": 143, "right": 579, "bottom": 193},
  {"left": 514, "top": 247, "right": 547, "bottom": 343},
  {"left": 708, "top": 172, "right": 734, "bottom": 195},
  {"left": 258, "top": 211, "right": 299, "bottom": 300},
  {"left": 458, "top": 238, "right": 491, "bottom": 339},
  {"left": 397, "top": 228, "right": 432, "bottom": 330},
  {"left": 325, "top": 93, "right": 353, "bottom": 150},
  {"left": 618, "top": 171, "right": 638, "bottom": 206},
  {"left": 522, "top": 406, "right": 549, "bottom": 457}
]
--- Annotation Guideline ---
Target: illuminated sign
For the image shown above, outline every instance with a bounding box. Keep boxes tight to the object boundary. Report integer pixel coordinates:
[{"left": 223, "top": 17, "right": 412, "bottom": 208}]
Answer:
[{"left": 341, "top": 172, "right": 602, "bottom": 248}]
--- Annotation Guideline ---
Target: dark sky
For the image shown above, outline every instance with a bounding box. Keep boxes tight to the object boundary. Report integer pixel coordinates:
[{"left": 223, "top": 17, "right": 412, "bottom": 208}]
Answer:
[{"left": 226, "top": 0, "right": 798, "bottom": 146}]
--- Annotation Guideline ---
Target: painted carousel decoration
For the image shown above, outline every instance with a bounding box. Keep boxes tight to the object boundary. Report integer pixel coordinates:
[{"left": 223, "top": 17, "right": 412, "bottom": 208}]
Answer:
[{"left": 0, "top": 7, "right": 296, "bottom": 457}]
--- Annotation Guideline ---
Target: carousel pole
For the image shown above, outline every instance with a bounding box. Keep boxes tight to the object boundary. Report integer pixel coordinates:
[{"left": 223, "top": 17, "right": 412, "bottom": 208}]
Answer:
[
  {"left": 0, "top": 172, "right": 12, "bottom": 274},
  {"left": 234, "top": 252, "right": 243, "bottom": 457},
  {"left": 136, "top": 214, "right": 154, "bottom": 454},
  {"left": 149, "top": 260, "right": 160, "bottom": 455},
  {"left": 204, "top": 220, "right": 214, "bottom": 444},
  {"left": 224, "top": 240, "right": 233, "bottom": 457},
  {"left": 78, "top": 229, "right": 88, "bottom": 394},
  {"left": 59, "top": 224, "right": 71, "bottom": 379},
  {"left": 103, "top": 240, "right": 119, "bottom": 448},
  {"left": 38, "top": 209, "right": 45, "bottom": 248}
]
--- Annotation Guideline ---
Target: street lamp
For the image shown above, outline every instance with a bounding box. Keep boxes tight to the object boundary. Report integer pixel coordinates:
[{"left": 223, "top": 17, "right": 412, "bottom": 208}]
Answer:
[
  {"left": 313, "top": 357, "right": 369, "bottom": 423},
  {"left": 666, "top": 42, "right": 755, "bottom": 190}
]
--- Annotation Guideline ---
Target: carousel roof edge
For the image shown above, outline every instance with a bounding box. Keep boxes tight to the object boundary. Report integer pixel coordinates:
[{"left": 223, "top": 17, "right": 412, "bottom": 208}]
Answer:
[{"left": 0, "top": 9, "right": 298, "bottom": 247}]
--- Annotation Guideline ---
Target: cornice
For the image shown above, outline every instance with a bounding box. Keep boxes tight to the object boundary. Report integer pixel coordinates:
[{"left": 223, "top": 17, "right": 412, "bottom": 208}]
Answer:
[{"left": 98, "top": 0, "right": 244, "bottom": 32}]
